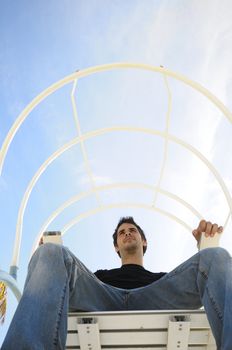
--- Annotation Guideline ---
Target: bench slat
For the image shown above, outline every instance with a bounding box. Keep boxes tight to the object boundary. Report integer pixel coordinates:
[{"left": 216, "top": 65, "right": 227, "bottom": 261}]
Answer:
[{"left": 66, "top": 311, "right": 216, "bottom": 350}]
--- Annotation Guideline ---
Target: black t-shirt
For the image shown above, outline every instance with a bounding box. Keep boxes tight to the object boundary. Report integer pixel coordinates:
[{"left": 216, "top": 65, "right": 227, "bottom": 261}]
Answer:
[{"left": 94, "top": 264, "right": 166, "bottom": 289}]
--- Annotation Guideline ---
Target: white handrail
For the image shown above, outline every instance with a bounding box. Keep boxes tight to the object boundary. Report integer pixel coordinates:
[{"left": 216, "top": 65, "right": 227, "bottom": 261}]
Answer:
[
  {"left": 2, "top": 63, "right": 231, "bottom": 277},
  {"left": 60, "top": 202, "right": 192, "bottom": 235},
  {"left": 30, "top": 183, "right": 203, "bottom": 256},
  {"left": 1, "top": 63, "right": 232, "bottom": 175},
  {"left": 12, "top": 126, "right": 232, "bottom": 268},
  {"left": 0, "top": 270, "right": 21, "bottom": 301}
]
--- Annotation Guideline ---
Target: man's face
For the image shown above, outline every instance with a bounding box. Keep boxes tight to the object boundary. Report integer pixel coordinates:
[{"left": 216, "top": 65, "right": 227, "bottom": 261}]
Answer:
[{"left": 115, "top": 223, "right": 147, "bottom": 256}]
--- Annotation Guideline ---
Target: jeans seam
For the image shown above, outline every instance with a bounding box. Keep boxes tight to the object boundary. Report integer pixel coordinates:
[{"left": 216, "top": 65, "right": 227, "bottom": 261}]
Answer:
[
  {"left": 206, "top": 286, "right": 223, "bottom": 321},
  {"left": 64, "top": 256, "right": 96, "bottom": 280},
  {"left": 200, "top": 268, "right": 223, "bottom": 321},
  {"left": 125, "top": 292, "right": 129, "bottom": 310},
  {"left": 53, "top": 280, "right": 67, "bottom": 348},
  {"left": 199, "top": 268, "right": 208, "bottom": 280},
  {"left": 164, "top": 261, "right": 198, "bottom": 280}
]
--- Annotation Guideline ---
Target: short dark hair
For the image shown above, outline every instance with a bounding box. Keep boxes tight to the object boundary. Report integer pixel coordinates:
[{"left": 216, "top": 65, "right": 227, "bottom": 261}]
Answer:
[{"left": 113, "top": 216, "right": 147, "bottom": 256}]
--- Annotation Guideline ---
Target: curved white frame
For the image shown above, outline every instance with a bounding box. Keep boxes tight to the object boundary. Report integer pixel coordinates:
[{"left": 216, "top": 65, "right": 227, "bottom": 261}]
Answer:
[
  {"left": 13, "top": 127, "right": 232, "bottom": 267},
  {"left": 0, "top": 63, "right": 231, "bottom": 277},
  {"left": 0, "top": 270, "right": 21, "bottom": 301},
  {"left": 30, "top": 183, "right": 203, "bottom": 255},
  {"left": 1, "top": 63, "right": 232, "bottom": 174},
  {"left": 60, "top": 202, "right": 193, "bottom": 235},
  {"left": 153, "top": 73, "right": 172, "bottom": 205}
]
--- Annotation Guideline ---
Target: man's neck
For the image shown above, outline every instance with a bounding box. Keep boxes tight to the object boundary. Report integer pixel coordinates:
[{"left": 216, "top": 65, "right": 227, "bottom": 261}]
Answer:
[{"left": 121, "top": 254, "right": 144, "bottom": 267}]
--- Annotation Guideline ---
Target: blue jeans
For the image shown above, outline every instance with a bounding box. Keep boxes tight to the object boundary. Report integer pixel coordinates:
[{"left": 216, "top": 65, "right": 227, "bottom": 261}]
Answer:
[{"left": 2, "top": 243, "right": 232, "bottom": 350}]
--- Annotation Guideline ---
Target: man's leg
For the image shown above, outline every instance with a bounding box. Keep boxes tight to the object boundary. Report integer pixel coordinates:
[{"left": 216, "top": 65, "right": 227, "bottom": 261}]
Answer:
[
  {"left": 128, "top": 247, "right": 232, "bottom": 350},
  {"left": 2, "top": 243, "right": 126, "bottom": 350}
]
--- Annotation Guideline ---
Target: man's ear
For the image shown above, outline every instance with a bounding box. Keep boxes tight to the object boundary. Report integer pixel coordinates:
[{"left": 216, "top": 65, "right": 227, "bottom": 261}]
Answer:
[
  {"left": 142, "top": 240, "right": 147, "bottom": 248},
  {"left": 114, "top": 244, "right": 121, "bottom": 257}
]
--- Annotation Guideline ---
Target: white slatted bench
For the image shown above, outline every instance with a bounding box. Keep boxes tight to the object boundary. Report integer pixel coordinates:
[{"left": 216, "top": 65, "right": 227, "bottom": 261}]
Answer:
[{"left": 66, "top": 310, "right": 216, "bottom": 350}]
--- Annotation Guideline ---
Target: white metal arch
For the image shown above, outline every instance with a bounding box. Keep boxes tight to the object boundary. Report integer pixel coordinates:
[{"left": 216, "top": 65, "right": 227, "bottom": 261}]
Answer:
[
  {"left": 153, "top": 73, "right": 172, "bottom": 205},
  {"left": 70, "top": 79, "right": 102, "bottom": 206},
  {"left": 30, "top": 182, "right": 203, "bottom": 255},
  {"left": 1, "top": 62, "right": 232, "bottom": 175},
  {"left": 12, "top": 126, "right": 232, "bottom": 269},
  {"left": 60, "top": 203, "right": 193, "bottom": 236},
  {"left": 70, "top": 70, "right": 173, "bottom": 209}
]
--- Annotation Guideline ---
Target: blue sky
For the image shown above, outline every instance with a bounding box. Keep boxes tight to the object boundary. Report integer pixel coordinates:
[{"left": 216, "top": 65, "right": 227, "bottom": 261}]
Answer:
[{"left": 1, "top": 0, "right": 232, "bottom": 344}]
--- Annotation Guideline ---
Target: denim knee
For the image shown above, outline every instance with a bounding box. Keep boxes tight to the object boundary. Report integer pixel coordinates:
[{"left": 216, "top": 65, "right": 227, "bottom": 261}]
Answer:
[
  {"left": 37, "top": 242, "right": 62, "bottom": 254},
  {"left": 199, "top": 247, "right": 231, "bottom": 272},
  {"left": 200, "top": 246, "right": 230, "bottom": 259},
  {"left": 29, "top": 242, "right": 66, "bottom": 266}
]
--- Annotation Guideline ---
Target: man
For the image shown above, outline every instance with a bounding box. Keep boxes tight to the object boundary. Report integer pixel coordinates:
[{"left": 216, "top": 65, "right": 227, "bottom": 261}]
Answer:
[{"left": 2, "top": 217, "right": 231, "bottom": 350}]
